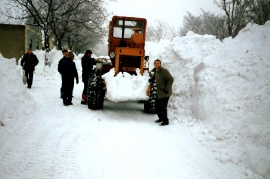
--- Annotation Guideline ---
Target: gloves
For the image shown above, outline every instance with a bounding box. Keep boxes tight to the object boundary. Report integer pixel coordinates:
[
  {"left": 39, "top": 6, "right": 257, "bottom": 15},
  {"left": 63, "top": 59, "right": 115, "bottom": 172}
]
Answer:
[
  {"left": 148, "top": 78, "right": 154, "bottom": 83},
  {"left": 164, "top": 89, "right": 169, "bottom": 94}
]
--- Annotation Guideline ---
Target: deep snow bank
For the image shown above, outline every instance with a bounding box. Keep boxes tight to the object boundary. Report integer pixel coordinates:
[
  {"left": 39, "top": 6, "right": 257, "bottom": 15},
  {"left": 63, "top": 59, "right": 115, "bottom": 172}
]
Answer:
[
  {"left": 145, "top": 21, "right": 270, "bottom": 178},
  {"left": 192, "top": 22, "right": 270, "bottom": 177},
  {"left": 0, "top": 54, "right": 36, "bottom": 128}
]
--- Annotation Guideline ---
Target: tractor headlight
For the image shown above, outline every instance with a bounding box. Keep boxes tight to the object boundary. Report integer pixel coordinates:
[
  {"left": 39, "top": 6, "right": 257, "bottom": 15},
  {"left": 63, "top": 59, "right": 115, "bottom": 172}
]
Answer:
[{"left": 110, "top": 52, "right": 115, "bottom": 58}]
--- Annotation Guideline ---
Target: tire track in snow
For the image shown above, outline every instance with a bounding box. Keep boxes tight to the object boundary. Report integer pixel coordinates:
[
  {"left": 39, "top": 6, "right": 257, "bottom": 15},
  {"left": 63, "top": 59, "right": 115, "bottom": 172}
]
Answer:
[
  {"left": 0, "top": 72, "right": 250, "bottom": 179},
  {"left": 0, "top": 75, "right": 100, "bottom": 178},
  {"left": 0, "top": 109, "right": 100, "bottom": 178}
]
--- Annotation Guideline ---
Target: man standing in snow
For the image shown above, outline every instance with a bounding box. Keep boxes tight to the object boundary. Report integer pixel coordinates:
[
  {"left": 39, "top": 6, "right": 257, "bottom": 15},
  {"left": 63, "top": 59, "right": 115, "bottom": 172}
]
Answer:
[
  {"left": 58, "top": 51, "right": 79, "bottom": 106},
  {"left": 81, "top": 50, "right": 96, "bottom": 105},
  {"left": 148, "top": 59, "right": 174, "bottom": 126},
  {"left": 58, "top": 49, "right": 69, "bottom": 98},
  {"left": 21, "top": 48, "right": 39, "bottom": 89}
]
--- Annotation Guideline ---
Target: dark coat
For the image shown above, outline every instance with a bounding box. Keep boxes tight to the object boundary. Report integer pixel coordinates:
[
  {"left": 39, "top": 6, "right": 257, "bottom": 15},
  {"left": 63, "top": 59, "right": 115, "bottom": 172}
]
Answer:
[
  {"left": 81, "top": 55, "right": 96, "bottom": 83},
  {"left": 58, "top": 57, "right": 67, "bottom": 74},
  {"left": 59, "top": 58, "right": 79, "bottom": 82},
  {"left": 21, "top": 53, "right": 39, "bottom": 72},
  {"left": 150, "top": 66, "right": 174, "bottom": 99}
]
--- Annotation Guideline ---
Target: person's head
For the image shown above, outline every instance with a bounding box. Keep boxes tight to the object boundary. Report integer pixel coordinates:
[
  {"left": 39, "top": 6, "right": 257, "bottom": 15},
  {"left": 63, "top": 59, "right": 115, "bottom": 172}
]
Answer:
[
  {"left": 27, "top": 48, "right": 32, "bottom": 54},
  {"left": 62, "top": 49, "right": 68, "bottom": 58},
  {"left": 67, "top": 52, "right": 75, "bottom": 60},
  {"left": 154, "top": 59, "right": 161, "bottom": 70},
  {"left": 84, "top": 50, "right": 92, "bottom": 57}
]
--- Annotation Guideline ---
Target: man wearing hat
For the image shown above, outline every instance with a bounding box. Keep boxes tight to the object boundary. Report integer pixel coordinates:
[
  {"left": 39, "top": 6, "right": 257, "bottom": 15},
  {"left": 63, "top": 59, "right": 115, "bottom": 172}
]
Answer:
[{"left": 21, "top": 48, "right": 39, "bottom": 88}]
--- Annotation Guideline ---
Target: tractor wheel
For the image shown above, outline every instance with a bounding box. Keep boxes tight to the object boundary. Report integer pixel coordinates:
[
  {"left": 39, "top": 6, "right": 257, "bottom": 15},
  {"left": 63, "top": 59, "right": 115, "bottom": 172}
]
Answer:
[
  {"left": 144, "top": 80, "right": 157, "bottom": 114},
  {"left": 87, "top": 70, "right": 104, "bottom": 110}
]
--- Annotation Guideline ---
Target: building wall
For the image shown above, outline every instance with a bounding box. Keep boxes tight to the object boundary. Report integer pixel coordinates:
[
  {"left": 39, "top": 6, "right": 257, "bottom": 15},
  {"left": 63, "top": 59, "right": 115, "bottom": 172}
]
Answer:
[
  {"left": 0, "top": 24, "right": 25, "bottom": 61},
  {"left": 0, "top": 24, "right": 42, "bottom": 63},
  {"left": 25, "top": 25, "right": 42, "bottom": 52}
]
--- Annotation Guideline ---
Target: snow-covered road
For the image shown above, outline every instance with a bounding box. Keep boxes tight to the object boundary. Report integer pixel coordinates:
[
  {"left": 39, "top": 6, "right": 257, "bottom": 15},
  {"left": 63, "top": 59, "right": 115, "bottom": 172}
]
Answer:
[{"left": 0, "top": 70, "right": 248, "bottom": 179}]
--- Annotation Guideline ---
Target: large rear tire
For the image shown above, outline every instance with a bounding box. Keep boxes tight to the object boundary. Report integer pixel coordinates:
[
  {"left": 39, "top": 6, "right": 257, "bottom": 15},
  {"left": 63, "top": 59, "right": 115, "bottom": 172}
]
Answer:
[{"left": 87, "top": 70, "right": 105, "bottom": 110}]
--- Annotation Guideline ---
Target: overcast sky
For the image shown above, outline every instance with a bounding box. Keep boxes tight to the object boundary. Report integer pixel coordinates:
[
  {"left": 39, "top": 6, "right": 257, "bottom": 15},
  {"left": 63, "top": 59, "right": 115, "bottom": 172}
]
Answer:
[
  {"left": 0, "top": 0, "right": 223, "bottom": 27},
  {"left": 106, "top": 0, "right": 223, "bottom": 27}
]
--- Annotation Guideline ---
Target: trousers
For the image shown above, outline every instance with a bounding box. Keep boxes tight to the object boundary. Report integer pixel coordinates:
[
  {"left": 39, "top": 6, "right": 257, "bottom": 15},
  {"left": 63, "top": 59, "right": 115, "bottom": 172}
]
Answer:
[
  {"left": 155, "top": 97, "right": 170, "bottom": 124},
  {"left": 25, "top": 70, "right": 34, "bottom": 87},
  {"left": 62, "top": 79, "right": 74, "bottom": 104}
]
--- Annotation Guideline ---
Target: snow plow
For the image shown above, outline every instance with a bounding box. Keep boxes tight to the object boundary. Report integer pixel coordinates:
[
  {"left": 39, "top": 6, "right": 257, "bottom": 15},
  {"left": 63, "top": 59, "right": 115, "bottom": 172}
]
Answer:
[{"left": 87, "top": 16, "right": 156, "bottom": 113}]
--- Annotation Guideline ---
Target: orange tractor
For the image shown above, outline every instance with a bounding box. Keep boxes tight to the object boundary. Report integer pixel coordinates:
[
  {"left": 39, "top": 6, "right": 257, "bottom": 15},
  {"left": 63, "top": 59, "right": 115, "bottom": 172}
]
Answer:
[
  {"left": 107, "top": 16, "right": 149, "bottom": 75},
  {"left": 87, "top": 16, "right": 156, "bottom": 113}
]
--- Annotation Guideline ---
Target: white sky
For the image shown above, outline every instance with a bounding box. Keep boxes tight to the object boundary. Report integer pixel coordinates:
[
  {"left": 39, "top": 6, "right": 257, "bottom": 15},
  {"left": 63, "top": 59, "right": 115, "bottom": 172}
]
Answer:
[
  {"left": 106, "top": 0, "right": 223, "bottom": 27},
  {"left": 0, "top": 21, "right": 270, "bottom": 178},
  {"left": 0, "top": 0, "right": 223, "bottom": 27}
]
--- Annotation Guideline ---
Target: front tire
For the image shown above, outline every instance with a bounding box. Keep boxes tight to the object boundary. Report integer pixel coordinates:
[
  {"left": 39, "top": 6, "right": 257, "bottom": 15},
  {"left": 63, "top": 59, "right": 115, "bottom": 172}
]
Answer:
[
  {"left": 144, "top": 80, "right": 157, "bottom": 114},
  {"left": 87, "top": 70, "right": 104, "bottom": 110}
]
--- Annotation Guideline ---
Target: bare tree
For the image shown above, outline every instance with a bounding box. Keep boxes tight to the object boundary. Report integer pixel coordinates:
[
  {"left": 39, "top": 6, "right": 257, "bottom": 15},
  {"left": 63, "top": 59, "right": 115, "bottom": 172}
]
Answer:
[
  {"left": 0, "top": 0, "right": 111, "bottom": 65},
  {"left": 214, "top": 0, "right": 270, "bottom": 37},
  {"left": 180, "top": 10, "right": 228, "bottom": 40},
  {"left": 1, "top": 0, "right": 53, "bottom": 53},
  {"left": 180, "top": 12, "right": 204, "bottom": 36},
  {"left": 246, "top": 0, "right": 270, "bottom": 25},
  {"left": 64, "top": 26, "right": 105, "bottom": 54},
  {"left": 146, "top": 20, "right": 180, "bottom": 42},
  {"left": 214, "top": 0, "right": 250, "bottom": 37},
  {"left": 49, "top": 0, "right": 109, "bottom": 51},
  {"left": 200, "top": 9, "right": 228, "bottom": 39},
  {"left": 0, "top": 0, "right": 57, "bottom": 65}
]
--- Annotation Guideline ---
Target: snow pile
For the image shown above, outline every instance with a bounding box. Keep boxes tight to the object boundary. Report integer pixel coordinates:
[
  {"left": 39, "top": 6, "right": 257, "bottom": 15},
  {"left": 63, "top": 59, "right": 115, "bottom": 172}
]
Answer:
[
  {"left": 102, "top": 68, "right": 149, "bottom": 102},
  {"left": 146, "top": 22, "right": 270, "bottom": 178},
  {"left": 0, "top": 54, "right": 36, "bottom": 127},
  {"left": 192, "top": 22, "right": 270, "bottom": 177}
]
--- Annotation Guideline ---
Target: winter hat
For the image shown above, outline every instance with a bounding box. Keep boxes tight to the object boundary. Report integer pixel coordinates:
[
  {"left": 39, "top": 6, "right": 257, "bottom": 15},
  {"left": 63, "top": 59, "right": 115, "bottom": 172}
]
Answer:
[{"left": 85, "top": 50, "right": 92, "bottom": 55}]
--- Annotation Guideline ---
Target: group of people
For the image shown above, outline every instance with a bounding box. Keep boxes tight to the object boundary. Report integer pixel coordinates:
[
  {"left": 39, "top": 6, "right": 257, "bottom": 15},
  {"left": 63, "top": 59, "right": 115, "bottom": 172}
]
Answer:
[
  {"left": 21, "top": 48, "right": 174, "bottom": 126},
  {"left": 58, "top": 50, "right": 79, "bottom": 106},
  {"left": 58, "top": 49, "right": 96, "bottom": 106}
]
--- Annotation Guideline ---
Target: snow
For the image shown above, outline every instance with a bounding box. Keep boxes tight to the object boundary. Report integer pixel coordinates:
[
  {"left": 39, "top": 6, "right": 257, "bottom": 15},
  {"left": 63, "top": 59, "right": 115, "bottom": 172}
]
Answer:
[
  {"left": 0, "top": 21, "right": 270, "bottom": 179},
  {"left": 102, "top": 69, "right": 149, "bottom": 102}
]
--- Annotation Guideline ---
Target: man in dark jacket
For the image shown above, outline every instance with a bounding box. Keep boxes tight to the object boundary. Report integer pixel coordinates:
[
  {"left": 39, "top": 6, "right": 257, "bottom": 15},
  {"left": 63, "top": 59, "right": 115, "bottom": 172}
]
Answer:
[
  {"left": 81, "top": 50, "right": 96, "bottom": 104},
  {"left": 58, "top": 49, "right": 69, "bottom": 98},
  {"left": 149, "top": 59, "right": 174, "bottom": 126},
  {"left": 21, "top": 48, "right": 39, "bottom": 88},
  {"left": 58, "top": 52, "right": 79, "bottom": 106}
]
